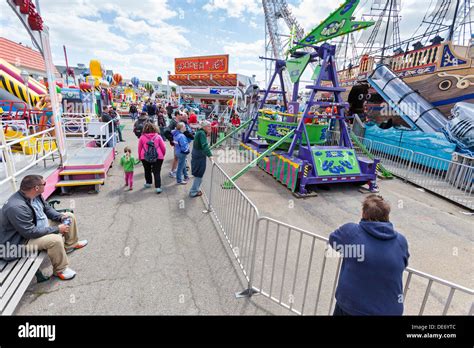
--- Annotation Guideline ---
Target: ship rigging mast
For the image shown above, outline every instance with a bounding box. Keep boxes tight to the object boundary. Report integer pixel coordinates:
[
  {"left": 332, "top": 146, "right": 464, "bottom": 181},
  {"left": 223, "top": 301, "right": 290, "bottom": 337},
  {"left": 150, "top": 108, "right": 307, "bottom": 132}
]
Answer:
[{"left": 261, "top": 1, "right": 474, "bottom": 89}]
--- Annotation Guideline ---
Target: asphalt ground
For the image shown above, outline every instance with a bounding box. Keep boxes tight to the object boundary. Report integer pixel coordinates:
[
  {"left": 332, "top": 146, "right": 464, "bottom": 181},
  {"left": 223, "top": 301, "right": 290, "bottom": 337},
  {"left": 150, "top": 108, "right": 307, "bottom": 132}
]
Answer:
[{"left": 16, "top": 119, "right": 280, "bottom": 315}]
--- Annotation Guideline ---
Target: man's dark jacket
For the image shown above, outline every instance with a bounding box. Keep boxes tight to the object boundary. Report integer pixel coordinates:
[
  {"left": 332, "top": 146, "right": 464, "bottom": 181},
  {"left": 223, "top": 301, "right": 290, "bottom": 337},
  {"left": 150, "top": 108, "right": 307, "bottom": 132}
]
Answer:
[{"left": 0, "top": 191, "right": 62, "bottom": 260}]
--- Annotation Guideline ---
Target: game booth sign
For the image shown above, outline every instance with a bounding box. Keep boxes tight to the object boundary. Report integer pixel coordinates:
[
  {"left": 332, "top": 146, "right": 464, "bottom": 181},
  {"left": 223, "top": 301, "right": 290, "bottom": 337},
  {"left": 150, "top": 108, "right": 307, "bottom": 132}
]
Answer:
[{"left": 169, "top": 54, "right": 251, "bottom": 109}]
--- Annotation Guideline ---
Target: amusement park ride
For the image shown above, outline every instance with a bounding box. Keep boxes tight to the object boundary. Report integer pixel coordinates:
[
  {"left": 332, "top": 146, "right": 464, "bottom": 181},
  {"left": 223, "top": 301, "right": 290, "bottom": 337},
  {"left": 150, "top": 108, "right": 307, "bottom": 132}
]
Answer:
[{"left": 218, "top": 0, "right": 382, "bottom": 196}]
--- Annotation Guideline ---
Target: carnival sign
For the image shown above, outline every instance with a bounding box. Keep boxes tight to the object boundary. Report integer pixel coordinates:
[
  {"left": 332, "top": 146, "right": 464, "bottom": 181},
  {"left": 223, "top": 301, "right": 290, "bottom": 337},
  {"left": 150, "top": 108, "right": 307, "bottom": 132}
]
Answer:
[{"left": 175, "top": 55, "right": 229, "bottom": 75}]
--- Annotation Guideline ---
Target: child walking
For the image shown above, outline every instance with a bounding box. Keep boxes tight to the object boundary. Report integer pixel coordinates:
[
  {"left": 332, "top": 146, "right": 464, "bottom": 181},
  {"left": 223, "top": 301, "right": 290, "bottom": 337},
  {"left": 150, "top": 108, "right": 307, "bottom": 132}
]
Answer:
[{"left": 120, "top": 146, "right": 140, "bottom": 190}]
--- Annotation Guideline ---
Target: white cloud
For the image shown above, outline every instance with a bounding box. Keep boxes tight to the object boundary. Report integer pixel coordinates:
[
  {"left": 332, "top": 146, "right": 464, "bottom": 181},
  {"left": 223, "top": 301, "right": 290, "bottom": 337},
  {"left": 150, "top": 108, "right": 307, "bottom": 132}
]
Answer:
[
  {"left": 289, "top": 0, "right": 337, "bottom": 33},
  {"left": 221, "top": 39, "right": 265, "bottom": 82},
  {"left": 203, "top": 0, "right": 260, "bottom": 18},
  {"left": 102, "top": 0, "right": 178, "bottom": 24},
  {"left": 0, "top": 0, "right": 189, "bottom": 80},
  {"left": 223, "top": 39, "right": 265, "bottom": 58}
]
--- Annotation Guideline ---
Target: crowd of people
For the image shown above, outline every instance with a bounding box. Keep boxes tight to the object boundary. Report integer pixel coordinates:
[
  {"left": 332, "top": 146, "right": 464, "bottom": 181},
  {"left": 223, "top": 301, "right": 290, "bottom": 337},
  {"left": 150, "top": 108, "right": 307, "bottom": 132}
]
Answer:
[
  {"left": 116, "top": 99, "right": 215, "bottom": 196},
  {"left": 110, "top": 98, "right": 244, "bottom": 196}
]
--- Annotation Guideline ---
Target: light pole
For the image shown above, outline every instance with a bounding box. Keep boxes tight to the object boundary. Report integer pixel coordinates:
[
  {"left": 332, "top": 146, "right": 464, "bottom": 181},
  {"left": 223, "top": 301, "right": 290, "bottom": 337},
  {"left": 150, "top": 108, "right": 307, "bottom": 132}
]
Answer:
[
  {"left": 167, "top": 70, "right": 171, "bottom": 103},
  {"left": 20, "top": 70, "right": 31, "bottom": 108}
]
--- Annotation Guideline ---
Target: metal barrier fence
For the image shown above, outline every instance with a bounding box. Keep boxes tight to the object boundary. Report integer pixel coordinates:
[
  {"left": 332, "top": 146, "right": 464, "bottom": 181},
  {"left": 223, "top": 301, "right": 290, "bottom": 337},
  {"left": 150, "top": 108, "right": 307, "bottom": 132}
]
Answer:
[
  {"left": 248, "top": 217, "right": 342, "bottom": 315},
  {"left": 326, "top": 130, "right": 473, "bottom": 210},
  {"left": 201, "top": 161, "right": 260, "bottom": 282},
  {"left": 202, "top": 160, "right": 474, "bottom": 315},
  {"left": 247, "top": 217, "right": 473, "bottom": 316}
]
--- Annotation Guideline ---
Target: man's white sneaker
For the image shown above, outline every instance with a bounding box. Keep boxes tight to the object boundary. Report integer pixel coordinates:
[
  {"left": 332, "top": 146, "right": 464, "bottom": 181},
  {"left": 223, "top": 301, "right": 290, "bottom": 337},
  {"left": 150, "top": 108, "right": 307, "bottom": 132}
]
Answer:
[
  {"left": 56, "top": 267, "right": 76, "bottom": 280},
  {"left": 66, "top": 240, "right": 88, "bottom": 254}
]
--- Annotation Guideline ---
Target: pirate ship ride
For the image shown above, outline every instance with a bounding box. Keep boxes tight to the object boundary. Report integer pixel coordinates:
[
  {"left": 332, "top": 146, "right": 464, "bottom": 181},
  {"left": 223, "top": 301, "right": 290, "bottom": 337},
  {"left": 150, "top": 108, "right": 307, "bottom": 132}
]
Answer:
[{"left": 337, "top": 0, "right": 474, "bottom": 123}]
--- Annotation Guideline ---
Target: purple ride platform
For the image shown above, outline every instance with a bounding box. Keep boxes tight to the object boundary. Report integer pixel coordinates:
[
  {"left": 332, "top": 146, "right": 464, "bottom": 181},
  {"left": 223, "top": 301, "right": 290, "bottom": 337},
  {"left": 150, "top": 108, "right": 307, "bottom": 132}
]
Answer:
[
  {"left": 242, "top": 137, "right": 378, "bottom": 195},
  {"left": 240, "top": 42, "right": 380, "bottom": 195}
]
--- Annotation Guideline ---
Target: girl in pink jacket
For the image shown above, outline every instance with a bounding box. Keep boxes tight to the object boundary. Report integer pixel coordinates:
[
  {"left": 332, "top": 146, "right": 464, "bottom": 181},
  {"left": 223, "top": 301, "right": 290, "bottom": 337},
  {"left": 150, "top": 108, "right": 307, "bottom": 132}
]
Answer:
[{"left": 138, "top": 123, "right": 167, "bottom": 193}]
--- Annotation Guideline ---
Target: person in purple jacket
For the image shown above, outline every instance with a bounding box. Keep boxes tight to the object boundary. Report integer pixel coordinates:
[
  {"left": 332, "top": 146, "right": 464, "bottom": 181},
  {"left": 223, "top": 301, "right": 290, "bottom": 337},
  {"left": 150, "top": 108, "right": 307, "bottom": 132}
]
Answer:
[{"left": 329, "top": 194, "right": 410, "bottom": 316}]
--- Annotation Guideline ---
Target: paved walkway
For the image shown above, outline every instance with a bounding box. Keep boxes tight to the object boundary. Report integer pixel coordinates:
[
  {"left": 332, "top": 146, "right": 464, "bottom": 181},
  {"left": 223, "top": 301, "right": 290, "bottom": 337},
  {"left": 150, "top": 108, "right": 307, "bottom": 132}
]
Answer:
[{"left": 16, "top": 120, "right": 277, "bottom": 315}]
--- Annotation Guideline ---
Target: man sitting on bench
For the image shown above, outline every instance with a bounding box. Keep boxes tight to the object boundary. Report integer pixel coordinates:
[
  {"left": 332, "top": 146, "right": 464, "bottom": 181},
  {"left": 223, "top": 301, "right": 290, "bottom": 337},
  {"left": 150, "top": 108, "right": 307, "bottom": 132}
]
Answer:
[{"left": 0, "top": 175, "right": 88, "bottom": 280}]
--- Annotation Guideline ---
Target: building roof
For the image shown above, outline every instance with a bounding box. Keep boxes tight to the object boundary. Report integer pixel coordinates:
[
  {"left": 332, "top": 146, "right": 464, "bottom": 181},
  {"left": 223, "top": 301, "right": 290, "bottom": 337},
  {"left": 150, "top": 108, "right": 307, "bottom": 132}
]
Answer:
[{"left": 0, "top": 37, "right": 59, "bottom": 75}]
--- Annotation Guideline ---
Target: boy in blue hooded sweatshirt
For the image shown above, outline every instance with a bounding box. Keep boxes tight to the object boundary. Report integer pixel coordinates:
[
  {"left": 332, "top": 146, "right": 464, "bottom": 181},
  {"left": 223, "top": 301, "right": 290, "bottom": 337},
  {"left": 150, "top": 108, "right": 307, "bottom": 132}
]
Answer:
[
  {"left": 329, "top": 194, "right": 409, "bottom": 316},
  {"left": 172, "top": 122, "right": 190, "bottom": 184}
]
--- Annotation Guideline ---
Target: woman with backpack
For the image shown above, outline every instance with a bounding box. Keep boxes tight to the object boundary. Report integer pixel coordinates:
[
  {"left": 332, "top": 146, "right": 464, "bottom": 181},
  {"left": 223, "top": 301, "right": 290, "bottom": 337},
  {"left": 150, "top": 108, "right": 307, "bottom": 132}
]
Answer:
[{"left": 138, "top": 123, "right": 166, "bottom": 194}]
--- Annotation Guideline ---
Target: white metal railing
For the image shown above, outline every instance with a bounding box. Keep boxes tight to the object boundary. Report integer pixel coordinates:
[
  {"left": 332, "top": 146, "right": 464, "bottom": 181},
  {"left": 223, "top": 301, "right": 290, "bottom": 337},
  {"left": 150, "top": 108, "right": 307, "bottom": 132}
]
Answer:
[
  {"left": 98, "top": 120, "right": 115, "bottom": 148},
  {"left": 202, "top": 160, "right": 474, "bottom": 315},
  {"left": 62, "top": 117, "right": 90, "bottom": 147},
  {"left": 62, "top": 117, "right": 115, "bottom": 149},
  {"left": 0, "top": 126, "right": 58, "bottom": 193},
  {"left": 249, "top": 217, "right": 474, "bottom": 315}
]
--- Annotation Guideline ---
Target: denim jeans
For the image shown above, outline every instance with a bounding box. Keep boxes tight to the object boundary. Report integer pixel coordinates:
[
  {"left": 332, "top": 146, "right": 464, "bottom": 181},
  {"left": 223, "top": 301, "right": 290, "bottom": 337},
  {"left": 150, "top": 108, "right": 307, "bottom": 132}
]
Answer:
[
  {"left": 116, "top": 126, "right": 124, "bottom": 142},
  {"left": 190, "top": 176, "right": 203, "bottom": 196},
  {"left": 106, "top": 134, "right": 116, "bottom": 148},
  {"left": 176, "top": 152, "right": 188, "bottom": 183}
]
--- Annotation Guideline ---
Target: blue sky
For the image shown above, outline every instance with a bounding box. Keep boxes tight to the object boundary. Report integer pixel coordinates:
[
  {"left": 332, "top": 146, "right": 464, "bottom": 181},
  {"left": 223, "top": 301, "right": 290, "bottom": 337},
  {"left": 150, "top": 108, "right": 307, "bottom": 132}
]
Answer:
[{"left": 0, "top": 0, "right": 436, "bottom": 85}]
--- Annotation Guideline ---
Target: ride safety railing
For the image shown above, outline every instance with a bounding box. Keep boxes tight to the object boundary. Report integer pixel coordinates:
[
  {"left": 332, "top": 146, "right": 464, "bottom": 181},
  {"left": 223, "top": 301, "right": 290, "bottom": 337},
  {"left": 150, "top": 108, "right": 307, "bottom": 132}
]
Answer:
[
  {"left": 62, "top": 116, "right": 115, "bottom": 149},
  {"left": 202, "top": 160, "right": 474, "bottom": 315},
  {"left": 326, "top": 130, "right": 473, "bottom": 210},
  {"left": 0, "top": 124, "right": 58, "bottom": 195}
]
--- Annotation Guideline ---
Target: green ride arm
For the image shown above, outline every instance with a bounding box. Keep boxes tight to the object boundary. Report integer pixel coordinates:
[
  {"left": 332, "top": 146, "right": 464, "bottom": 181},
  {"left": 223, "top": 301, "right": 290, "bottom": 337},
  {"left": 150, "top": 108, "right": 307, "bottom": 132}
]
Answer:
[
  {"left": 350, "top": 131, "right": 393, "bottom": 179},
  {"left": 227, "top": 129, "right": 296, "bottom": 185}
]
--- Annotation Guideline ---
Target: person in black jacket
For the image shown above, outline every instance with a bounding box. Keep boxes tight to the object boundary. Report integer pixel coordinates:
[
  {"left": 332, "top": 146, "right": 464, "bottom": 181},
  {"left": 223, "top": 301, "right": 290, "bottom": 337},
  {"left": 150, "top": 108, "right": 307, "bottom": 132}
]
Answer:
[
  {"left": 129, "top": 103, "right": 138, "bottom": 121},
  {"left": 0, "top": 175, "right": 88, "bottom": 280},
  {"left": 111, "top": 106, "right": 124, "bottom": 142},
  {"left": 100, "top": 106, "right": 115, "bottom": 148},
  {"left": 166, "top": 102, "right": 174, "bottom": 119}
]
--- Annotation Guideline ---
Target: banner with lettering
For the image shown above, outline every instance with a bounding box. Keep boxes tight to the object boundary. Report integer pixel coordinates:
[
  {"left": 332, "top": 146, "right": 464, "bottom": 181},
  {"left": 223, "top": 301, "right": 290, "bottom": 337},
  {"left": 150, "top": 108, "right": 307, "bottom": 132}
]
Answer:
[{"left": 175, "top": 55, "right": 229, "bottom": 75}]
